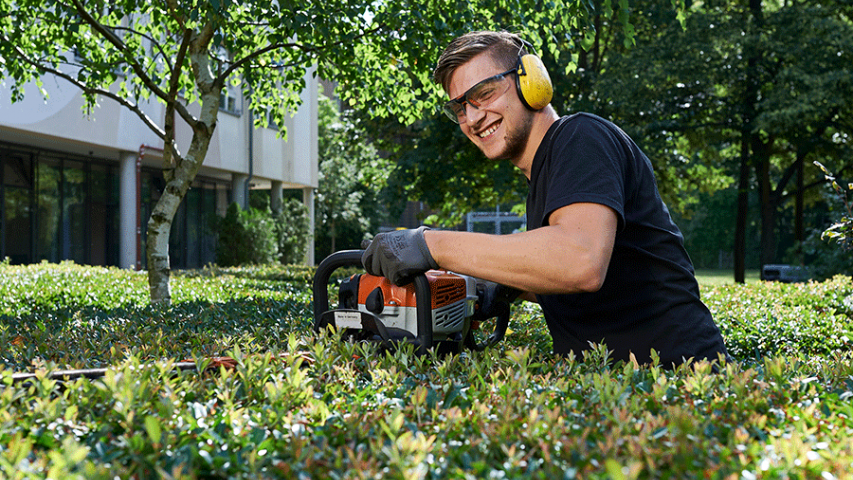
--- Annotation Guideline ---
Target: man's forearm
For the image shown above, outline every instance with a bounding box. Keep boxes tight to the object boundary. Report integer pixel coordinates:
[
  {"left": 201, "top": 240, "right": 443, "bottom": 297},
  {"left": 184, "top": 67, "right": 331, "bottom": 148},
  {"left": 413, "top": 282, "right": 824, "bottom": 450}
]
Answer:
[
  {"left": 517, "top": 291, "right": 539, "bottom": 303},
  {"left": 423, "top": 228, "right": 606, "bottom": 295},
  {"left": 422, "top": 203, "right": 617, "bottom": 295}
]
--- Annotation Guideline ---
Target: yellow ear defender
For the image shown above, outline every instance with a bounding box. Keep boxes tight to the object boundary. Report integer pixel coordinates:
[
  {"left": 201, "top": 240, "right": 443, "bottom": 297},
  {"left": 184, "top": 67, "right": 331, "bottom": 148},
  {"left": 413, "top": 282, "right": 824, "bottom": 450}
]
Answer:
[{"left": 515, "top": 41, "right": 553, "bottom": 110}]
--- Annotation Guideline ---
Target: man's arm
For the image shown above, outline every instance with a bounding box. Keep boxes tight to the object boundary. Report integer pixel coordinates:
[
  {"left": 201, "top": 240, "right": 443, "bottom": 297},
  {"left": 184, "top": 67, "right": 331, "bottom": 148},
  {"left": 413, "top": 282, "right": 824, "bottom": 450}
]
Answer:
[
  {"left": 425, "top": 202, "right": 617, "bottom": 295},
  {"left": 517, "top": 291, "right": 539, "bottom": 303}
]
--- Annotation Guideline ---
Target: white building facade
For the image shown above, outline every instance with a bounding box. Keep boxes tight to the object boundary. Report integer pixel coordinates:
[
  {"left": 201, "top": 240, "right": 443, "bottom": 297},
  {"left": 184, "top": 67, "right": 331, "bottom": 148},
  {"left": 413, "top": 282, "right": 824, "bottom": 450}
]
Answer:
[{"left": 0, "top": 70, "right": 318, "bottom": 269}]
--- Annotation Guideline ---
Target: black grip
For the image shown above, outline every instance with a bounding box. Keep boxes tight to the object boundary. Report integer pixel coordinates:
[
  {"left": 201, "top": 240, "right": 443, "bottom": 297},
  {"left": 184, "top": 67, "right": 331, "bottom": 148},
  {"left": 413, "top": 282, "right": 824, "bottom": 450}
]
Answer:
[
  {"left": 312, "top": 250, "right": 364, "bottom": 332},
  {"left": 312, "top": 249, "right": 433, "bottom": 354}
]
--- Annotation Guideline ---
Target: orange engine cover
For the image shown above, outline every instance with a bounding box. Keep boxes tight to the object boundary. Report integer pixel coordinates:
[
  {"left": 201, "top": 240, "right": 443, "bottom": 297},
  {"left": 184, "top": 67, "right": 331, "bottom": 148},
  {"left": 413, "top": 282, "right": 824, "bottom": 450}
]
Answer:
[{"left": 357, "top": 270, "right": 468, "bottom": 309}]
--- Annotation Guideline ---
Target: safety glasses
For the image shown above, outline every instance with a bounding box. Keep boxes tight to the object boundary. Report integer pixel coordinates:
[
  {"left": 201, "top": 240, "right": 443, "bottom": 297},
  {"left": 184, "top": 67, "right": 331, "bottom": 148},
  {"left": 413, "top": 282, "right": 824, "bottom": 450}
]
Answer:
[{"left": 442, "top": 68, "right": 516, "bottom": 124}]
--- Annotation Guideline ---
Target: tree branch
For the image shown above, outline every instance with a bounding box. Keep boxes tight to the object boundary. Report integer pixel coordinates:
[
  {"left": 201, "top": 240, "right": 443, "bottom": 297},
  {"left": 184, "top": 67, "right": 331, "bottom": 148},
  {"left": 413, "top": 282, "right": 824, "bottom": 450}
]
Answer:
[
  {"left": 162, "top": 28, "right": 193, "bottom": 180},
  {"left": 165, "top": 0, "right": 186, "bottom": 30},
  {"left": 219, "top": 41, "right": 306, "bottom": 82},
  {"left": 219, "top": 23, "right": 384, "bottom": 84},
  {"left": 68, "top": 0, "right": 198, "bottom": 130},
  {"left": 111, "top": 25, "right": 175, "bottom": 74},
  {"left": 2, "top": 34, "right": 167, "bottom": 140},
  {"left": 773, "top": 158, "right": 800, "bottom": 198}
]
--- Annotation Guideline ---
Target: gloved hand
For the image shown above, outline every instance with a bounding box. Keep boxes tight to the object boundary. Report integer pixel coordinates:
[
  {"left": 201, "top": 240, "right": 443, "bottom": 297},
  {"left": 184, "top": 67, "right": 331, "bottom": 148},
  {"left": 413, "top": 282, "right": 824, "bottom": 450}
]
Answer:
[
  {"left": 473, "top": 280, "right": 522, "bottom": 321},
  {"left": 361, "top": 226, "right": 439, "bottom": 286}
]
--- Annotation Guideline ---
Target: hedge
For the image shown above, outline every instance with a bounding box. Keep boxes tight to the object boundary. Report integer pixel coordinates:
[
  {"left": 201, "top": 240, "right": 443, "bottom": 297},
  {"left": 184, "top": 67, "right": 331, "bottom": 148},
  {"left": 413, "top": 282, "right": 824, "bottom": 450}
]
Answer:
[{"left": 1, "top": 261, "right": 853, "bottom": 479}]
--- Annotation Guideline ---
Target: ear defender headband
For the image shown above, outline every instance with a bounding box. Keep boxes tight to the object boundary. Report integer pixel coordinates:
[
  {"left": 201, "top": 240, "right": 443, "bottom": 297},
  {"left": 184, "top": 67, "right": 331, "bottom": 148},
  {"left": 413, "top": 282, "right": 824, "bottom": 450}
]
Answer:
[{"left": 515, "top": 39, "right": 553, "bottom": 110}]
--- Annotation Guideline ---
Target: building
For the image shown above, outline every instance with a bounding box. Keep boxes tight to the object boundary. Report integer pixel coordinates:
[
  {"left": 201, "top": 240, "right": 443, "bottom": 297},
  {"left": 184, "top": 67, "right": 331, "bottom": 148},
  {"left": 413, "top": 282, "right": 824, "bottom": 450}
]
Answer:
[{"left": 0, "top": 69, "right": 318, "bottom": 269}]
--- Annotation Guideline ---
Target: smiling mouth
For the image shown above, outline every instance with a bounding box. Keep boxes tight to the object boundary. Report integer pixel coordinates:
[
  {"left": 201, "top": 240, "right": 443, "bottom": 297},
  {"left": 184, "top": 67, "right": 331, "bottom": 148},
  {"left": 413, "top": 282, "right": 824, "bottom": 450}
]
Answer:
[{"left": 478, "top": 122, "right": 500, "bottom": 138}]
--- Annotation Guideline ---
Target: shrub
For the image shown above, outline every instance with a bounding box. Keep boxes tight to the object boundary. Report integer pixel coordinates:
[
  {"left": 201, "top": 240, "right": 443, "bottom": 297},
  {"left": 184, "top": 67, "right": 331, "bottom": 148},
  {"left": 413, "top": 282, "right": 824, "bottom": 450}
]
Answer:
[
  {"left": 703, "top": 275, "right": 853, "bottom": 359},
  {"left": 4, "top": 263, "right": 853, "bottom": 479},
  {"left": 215, "top": 203, "right": 279, "bottom": 266},
  {"left": 274, "top": 198, "right": 310, "bottom": 265}
]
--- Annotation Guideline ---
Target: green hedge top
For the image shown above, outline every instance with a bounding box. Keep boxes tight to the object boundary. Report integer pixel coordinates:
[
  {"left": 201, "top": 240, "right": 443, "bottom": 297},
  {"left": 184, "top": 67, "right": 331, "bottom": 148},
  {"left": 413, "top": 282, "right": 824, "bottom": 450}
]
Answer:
[{"left": 2, "top": 263, "right": 853, "bottom": 479}]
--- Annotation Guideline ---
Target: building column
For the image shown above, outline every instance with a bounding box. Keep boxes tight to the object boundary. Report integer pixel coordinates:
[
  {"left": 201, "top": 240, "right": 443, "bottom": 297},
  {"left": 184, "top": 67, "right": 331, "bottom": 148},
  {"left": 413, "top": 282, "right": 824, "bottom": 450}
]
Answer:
[
  {"left": 231, "top": 174, "right": 249, "bottom": 209},
  {"left": 118, "top": 151, "right": 139, "bottom": 270},
  {"left": 303, "top": 187, "right": 315, "bottom": 265},
  {"left": 270, "top": 181, "right": 283, "bottom": 214}
]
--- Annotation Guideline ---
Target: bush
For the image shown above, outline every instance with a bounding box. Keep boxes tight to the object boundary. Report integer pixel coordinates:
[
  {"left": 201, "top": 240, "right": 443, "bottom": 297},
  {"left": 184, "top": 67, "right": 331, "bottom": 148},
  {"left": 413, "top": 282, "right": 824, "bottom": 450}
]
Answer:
[
  {"left": 215, "top": 203, "right": 301, "bottom": 267},
  {"left": 4, "top": 263, "right": 853, "bottom": 478},
  {"left": 274, "top": 198, "right": 310, "bottom": 265},
  {"left": 703, "top": 275, "right": 853, "bottom": 359}
]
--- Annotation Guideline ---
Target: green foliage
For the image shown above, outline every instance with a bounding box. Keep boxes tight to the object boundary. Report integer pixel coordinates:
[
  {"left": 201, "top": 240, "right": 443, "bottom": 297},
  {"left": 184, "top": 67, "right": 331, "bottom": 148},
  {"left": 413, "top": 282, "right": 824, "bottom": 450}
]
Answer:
[
  {"left": 214, "top": 200, "right": 309, "bottom": 267},
  {"left": 0, "top": 262, "right": 314, "bottom": 370},
  {"left": 376, "top": 113, "right": 528, "bottom": 227},
  {"left": 704, "top": 276, "right": 853, "bottom": 360},
  {"left": 214, "top": 203, "right": 278, "bottom": 267},
  {"left": 314, "top": 95, "right": 388, "bottom": 256},
  {"left": 0, "top": 0, "right": 632, "bottom": 133},
  {"left": 673, "top": 186, "right": 773, "bottom": 270},
  {"left": 3, "top": 263, "right": 853, "bottom": 477},
  {"left": 274, "top": 198, "right": 311, "bottom": 265},
  {"left": 795, "top": 229, "right": 853, "bottom": 281},
  {"left": 814, "top": 161, "right": 853, "bottom": 250}
]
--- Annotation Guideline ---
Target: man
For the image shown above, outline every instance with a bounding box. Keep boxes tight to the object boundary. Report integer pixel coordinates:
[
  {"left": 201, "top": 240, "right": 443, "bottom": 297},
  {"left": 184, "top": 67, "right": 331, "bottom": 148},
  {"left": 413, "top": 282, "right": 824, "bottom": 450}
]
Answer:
[{"left": 363, "top": 30, "right": 729, "bottom": 367}]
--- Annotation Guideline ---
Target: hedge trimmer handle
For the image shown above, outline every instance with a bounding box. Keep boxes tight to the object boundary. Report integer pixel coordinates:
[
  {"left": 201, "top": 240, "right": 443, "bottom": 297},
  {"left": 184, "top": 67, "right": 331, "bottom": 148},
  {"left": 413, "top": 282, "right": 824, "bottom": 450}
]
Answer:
[
  {"left": 312, "top": 249, "right": 433, "bottom": 355},
  {"left": 467, "top": 281, "right": 520, "bottom": 351}
]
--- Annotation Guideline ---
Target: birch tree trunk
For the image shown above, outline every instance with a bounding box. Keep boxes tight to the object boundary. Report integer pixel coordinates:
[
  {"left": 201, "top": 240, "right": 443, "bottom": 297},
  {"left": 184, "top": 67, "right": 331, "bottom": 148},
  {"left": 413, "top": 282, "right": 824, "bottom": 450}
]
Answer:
[
  {"left": 147, "top": 29, "right": 219, "bottom": 304},
  {"left": 145, "top": 123, "right": 215, "bottom": 303}
]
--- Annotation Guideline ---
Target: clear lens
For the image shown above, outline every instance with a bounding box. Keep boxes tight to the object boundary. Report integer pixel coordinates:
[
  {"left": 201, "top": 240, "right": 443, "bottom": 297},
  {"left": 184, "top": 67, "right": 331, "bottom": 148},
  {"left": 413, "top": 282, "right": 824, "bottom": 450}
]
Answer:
[
  {"left": 467, "top": 79, "right": 505, "bottom": 107},
  {"left": 442, "top": 70, "right": 514, "bottom": 124},
  {"left": 442, "top": 102, "right": 466, "bottom": 123}
]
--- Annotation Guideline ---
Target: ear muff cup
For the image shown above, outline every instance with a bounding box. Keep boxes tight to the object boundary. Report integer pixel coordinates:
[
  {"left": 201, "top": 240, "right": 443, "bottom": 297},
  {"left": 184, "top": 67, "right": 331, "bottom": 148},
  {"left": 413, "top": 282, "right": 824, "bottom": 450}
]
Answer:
[{"left": 515, "top": 54, "right": 553, "bottom": 111}]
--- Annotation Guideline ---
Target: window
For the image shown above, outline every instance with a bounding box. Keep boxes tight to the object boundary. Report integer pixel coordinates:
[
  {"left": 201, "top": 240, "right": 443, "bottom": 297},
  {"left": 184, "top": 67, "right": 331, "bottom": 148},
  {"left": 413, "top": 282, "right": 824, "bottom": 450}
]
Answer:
[{"left": 219, "top": 88, "right": 241, "bottom": 115}]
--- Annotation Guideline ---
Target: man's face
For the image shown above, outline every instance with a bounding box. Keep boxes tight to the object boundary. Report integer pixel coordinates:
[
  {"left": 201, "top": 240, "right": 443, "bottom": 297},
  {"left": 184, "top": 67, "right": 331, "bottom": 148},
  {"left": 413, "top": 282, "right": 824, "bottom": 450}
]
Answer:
[{"left": 447, "top": 52, "right": 534, "bottom": 162}]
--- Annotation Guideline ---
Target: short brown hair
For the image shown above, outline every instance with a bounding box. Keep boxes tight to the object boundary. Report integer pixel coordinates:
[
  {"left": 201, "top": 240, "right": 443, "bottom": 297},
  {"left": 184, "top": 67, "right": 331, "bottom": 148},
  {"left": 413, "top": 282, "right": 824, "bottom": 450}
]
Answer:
[{"left": 433, "top": 31, "right": 528, "bottom": 93}]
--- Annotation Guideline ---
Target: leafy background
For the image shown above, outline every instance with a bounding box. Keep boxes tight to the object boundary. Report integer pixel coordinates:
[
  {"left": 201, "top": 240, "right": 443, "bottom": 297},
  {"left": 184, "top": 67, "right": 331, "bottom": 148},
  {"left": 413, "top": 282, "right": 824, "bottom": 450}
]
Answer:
[{"left": 2, "top": 262, "right": 853, "bottom": 478}]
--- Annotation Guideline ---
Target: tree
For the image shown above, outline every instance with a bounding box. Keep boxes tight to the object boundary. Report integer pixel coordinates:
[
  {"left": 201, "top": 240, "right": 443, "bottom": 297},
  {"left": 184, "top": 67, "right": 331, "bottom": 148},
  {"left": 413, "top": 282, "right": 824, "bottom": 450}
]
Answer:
[
  {"left": 572, "top": 0, "right": 853, "bottom": 281},
  {"left": 0, "top": 0, "right": 638, "bottom": 304},
  {"left": 377, "top": 113, "right": 528, "bottom": 228},
  {"left": 314, "top": 95, "right": 387, "bottom": 257}
]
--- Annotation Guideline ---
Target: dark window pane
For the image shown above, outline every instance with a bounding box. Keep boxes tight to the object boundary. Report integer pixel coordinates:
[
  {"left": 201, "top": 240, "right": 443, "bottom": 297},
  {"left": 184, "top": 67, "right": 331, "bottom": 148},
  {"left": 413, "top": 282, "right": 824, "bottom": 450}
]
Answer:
[
  {"left": 36, "top": 157, "right": 61, "bottom": 262},
  {"left": 90, "top": 164, "right": 111, "bottom": 266},
  {"left": 3, "top": 152, "right": 34, "bottom": 264},
  {"left": 201, "top": 184, "right": 217, "bottom": 265},
  {"left": 64, "top": 160, "right": 87, "bottom": 263},
  {"left": 186, "top": 187, "right": 200, "bottom": 267}
]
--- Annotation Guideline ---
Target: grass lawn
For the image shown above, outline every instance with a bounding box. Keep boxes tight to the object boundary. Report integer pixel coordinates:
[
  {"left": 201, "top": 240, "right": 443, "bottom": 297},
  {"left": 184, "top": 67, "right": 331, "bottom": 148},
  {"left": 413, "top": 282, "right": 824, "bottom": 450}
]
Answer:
[{"left": 695, "top": 268, "right": 761, "bottom": 286}]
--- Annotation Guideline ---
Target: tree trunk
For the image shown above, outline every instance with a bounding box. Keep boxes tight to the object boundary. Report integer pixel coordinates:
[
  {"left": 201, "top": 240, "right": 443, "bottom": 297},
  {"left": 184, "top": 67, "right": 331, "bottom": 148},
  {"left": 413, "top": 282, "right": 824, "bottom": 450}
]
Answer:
[
  {"left": 147, "top": 30, "right": 219, "bottom": 304},
  {"left": 794, "top": 152, "right": 805, "bottom": 263},
  {"left": 756, "top": 142, "right": 776, "bottom": 267},
  {"left": 733, "top": 0, "right": 765, "bottom": 283},
  {"left": 146, "top": 121, "right": 215, "bottom": 303},
  {"left": 734, "top": 134, "right": 750, "bottom": 284},
  {"left": 329, "top": 221, "right": 336, "bottom": 255}
]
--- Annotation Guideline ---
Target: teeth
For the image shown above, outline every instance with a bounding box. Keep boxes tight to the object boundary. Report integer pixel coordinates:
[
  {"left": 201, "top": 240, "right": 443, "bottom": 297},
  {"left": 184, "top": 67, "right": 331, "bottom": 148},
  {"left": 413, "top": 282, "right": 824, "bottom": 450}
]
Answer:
[{"left": 479, "top": 124, "right": 499, "bottom": 138}]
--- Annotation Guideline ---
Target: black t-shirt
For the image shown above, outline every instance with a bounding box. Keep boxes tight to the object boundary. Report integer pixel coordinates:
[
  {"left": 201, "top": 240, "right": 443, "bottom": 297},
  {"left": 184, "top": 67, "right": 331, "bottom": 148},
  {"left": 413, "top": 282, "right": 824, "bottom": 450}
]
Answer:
[{"left": 527, "top": 113, "right": 728, "bottom": 366}]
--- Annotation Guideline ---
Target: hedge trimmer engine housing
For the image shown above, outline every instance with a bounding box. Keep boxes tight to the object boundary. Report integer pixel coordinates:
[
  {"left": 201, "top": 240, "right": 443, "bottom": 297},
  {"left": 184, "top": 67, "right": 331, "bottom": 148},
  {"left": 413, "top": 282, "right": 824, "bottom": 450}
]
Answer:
[
  {"left": 338, "top": 270, "right": 477, "bottom": 348},
  {"left": 313, "top": 250, "right": 514, "bottom": 355}
]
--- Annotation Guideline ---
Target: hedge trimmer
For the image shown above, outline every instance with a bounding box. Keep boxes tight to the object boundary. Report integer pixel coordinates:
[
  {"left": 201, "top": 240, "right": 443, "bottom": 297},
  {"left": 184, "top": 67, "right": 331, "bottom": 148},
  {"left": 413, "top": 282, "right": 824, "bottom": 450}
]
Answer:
[{"left": 312, "top": 250, "right": 519, "bottom": 356}]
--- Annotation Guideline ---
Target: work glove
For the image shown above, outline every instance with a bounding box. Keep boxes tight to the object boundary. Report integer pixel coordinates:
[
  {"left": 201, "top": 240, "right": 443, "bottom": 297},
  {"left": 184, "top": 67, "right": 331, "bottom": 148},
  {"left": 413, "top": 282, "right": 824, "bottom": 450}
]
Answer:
[
  {"left": 473, "top": 280, "right": 522, "bottom": 321},
  {"left": 361, "top": 226, "right": 439, "bottom": 286}
]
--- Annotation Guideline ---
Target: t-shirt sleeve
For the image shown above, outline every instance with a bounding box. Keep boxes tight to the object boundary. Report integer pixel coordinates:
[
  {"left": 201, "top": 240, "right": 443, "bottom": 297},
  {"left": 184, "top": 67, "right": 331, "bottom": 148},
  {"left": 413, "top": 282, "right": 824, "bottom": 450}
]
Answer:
[{"left": 542, "top": 116, "right": 628, "bottom": 230}]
